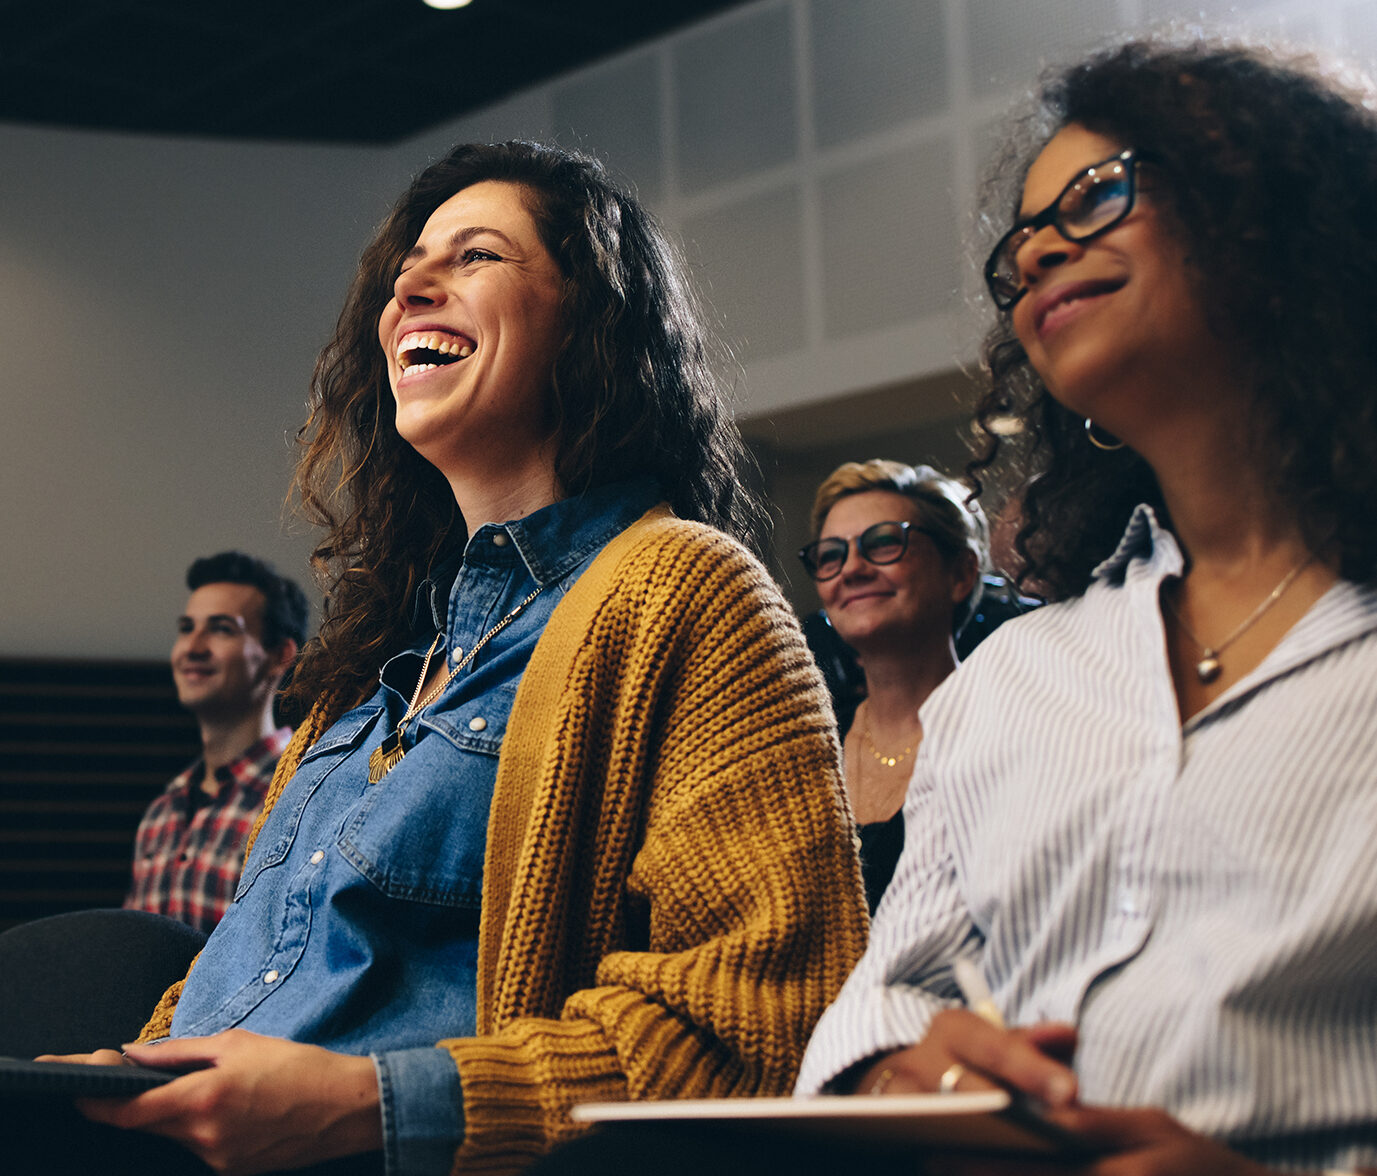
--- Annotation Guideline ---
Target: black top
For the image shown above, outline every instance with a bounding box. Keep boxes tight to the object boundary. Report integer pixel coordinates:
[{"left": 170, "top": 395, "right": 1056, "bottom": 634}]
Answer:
[{"left": 857, "top": 809, "right": 905, "bottom": 915}]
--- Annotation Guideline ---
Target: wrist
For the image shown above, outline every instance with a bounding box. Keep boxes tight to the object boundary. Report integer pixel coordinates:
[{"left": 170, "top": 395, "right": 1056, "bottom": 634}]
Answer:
[{"left": 323, "top": 1053, "right": 384, "bottom": 1159}]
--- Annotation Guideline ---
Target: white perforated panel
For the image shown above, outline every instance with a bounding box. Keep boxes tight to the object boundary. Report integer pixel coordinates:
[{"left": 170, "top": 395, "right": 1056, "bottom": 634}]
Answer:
[
  {"left": 682, "top": 184, "right": 808, "bottom": 362},
  {"left": 674, "top": 5, "right": 800, "bottom": 192},
  {"left": 818, "top": 139, "right": 959, "bottom": 336},
  {"left": 809, "top": 0, "right": 950, "bottom": 148},
  {"left": 551, "top": 53, "right": 665, "bottom": 205},
  {"left": 965, "top": 0, "right": 1124, "bottom": 96}
]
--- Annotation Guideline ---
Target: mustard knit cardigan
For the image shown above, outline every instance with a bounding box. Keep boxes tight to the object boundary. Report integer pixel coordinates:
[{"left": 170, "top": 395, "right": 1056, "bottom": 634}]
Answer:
[{"left": 141, "top": 507, "right": 868, "bottom": 1174}]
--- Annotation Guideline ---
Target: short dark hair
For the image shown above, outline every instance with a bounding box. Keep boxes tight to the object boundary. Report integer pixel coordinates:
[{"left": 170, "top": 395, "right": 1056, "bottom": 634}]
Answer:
[
  {"left": 969, "top": 38, "right": 1377, "bottom": 598},
  {"left": 186, "top": 551, "right": 309, "bottom": 650}
]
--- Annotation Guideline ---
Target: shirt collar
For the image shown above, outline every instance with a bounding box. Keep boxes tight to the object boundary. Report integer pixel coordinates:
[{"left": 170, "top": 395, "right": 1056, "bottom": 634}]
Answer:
[
  {"left": 174, "top": 726, "right": 292, "bottom": 797},
  {"left": 1090, "top": 503, "right": 1184, "bottom": 587},
  {"left": 415, "top": 476, "right": 661, "bottom": 632},
  {"left": 1090, "top": 504, "right": 1377, "bottom": 724}
]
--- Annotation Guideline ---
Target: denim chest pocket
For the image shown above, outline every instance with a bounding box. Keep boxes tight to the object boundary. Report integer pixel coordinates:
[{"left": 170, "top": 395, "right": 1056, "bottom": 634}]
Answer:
[
  {"left": 234, "top": 707, "right": 382, "bottom": 901},
  {"left": 337, "top": 689, "right": 511, "bottom": 909}
]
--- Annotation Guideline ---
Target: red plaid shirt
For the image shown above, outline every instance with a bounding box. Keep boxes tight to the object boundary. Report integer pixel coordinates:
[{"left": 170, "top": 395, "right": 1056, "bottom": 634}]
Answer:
[{"left": 124, "top": 727, "right": 292, "bottom": 934}]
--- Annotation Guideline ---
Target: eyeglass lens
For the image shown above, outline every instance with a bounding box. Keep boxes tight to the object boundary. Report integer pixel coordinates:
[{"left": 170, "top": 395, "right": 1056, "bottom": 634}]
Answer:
[
  {"left": 986, "top": 154, "right": 1134, "bottom": 308},
  {"left": 803, "top": 522, "right": 910, "bottom": 580}
]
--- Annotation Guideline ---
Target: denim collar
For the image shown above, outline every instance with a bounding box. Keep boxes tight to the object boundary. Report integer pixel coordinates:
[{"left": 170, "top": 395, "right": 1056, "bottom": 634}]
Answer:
[{"left": 413, "top": 476, "right": 661, "bottom": 634}]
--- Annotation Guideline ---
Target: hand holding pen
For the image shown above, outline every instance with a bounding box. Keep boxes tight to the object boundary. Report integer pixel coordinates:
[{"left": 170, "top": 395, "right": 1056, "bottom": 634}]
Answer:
[{"left": 844, "top": 956, "right": 1078, "bottom": 1107}]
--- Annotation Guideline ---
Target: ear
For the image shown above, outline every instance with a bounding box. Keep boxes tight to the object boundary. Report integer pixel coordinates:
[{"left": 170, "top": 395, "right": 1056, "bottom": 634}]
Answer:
[
  {"left": 267, "top": 637, "right": 299, "bottom": 678},
  {"left": 950, "top": 550, "right": 980, "bottom": 605}
]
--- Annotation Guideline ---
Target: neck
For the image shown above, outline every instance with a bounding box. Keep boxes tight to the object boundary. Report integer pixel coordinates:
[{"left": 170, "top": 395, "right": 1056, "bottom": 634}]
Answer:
[
  {"left": 1092, "top": 348, "right": 1319, "bottom": 574},
  {"left": 197, "top": 706, "right": 277, "bottom": 777},
  {"left": 447, "top": 465, "right": 563, "bottom": 532},
  {"left": 855, "top": 629, "right": 959, "bottom": 727},
  {"left": 1145, "top": 415, "right": 1311, "bottom": 576}
]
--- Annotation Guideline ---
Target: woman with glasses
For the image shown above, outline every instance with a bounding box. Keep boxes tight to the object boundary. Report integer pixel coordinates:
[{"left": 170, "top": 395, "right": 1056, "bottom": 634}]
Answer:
[
  {"left": 796, "top": 37, "right": 1377, "bottom": 1175},
  {"left": 799, "top": 461, "right": 988, "bottom": 913}
]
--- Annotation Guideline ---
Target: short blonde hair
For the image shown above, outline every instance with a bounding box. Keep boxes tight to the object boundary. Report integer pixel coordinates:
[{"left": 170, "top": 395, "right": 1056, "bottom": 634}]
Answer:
[{"left": 810, "top": 459, "right": 991, "bottom": 633}]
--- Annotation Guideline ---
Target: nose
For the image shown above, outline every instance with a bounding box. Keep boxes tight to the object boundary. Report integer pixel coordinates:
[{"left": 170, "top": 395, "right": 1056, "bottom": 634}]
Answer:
[
  {"left": 392, "top": 258, "right": 445, "bottom": 310},
  {"left": 1015, "top": 225, "right": 1081, "bottom": 291},
  {"left": 838, "top": 540, "right": 873, "bottom": 580},
  {"left": 180, "top": 628, "right": 211, "bottom": 658}
]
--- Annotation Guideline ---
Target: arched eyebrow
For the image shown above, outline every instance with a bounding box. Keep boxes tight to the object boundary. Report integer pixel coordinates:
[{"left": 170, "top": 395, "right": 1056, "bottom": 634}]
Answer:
[{"left": 402, "top": 225, "right": 519, "bottom": 264}]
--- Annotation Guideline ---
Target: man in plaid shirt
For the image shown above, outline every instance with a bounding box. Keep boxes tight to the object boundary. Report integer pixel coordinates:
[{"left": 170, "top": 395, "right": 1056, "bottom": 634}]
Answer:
[{"left": 124, "top": 551, "right": 309, "bottom": 934}]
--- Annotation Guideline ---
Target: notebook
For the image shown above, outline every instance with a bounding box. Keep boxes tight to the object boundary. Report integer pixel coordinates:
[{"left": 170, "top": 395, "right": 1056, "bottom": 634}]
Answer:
[
  {"left": 0, "top": 1057, "right": 179, "bottom": 1098},
  {"left": 571, "top": 1090, "right": 1084, "bottom": 1155}
]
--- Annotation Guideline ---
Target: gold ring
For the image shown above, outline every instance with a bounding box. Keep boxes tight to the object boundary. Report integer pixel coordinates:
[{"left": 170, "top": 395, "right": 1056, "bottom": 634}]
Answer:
[
  {"left": 868, "top": 1066, "right": 896, "bottom": 1096},
  {"left": 938, "top": 1062, "right": 966, "bottom": 1094}
]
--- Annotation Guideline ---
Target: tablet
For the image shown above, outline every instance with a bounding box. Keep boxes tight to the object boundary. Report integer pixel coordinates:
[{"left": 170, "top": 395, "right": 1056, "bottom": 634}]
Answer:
[
  {"left": 0, "top": 1057, "right": 179, "bottom": 1098},
  {"left": 571, "top": 1091, "right": 1084, "bottom": 1155}
]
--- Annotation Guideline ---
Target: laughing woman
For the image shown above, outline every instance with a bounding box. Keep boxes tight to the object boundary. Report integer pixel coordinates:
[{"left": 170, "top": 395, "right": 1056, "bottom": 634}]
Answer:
[
  {"left": 52, "top": 142, "right": 866, "bottom": 1175},
  {"left": 797, "top": 39, "right": 1377, "bottom": 1175}
]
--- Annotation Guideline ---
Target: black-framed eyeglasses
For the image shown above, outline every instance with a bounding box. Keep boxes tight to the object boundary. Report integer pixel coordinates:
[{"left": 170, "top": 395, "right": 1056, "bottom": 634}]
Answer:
[
  {"left": 798, "top": 521, "right": 926, "bottom": 582},
  {"left": 984, "top": 149, "right": 1144, "bottom": 311}
]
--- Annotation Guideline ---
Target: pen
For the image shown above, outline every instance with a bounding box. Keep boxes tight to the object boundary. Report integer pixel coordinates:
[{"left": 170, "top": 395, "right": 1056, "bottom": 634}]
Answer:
[{"left": 953, "top": 957, "right": 1004, "bottom": 1029}]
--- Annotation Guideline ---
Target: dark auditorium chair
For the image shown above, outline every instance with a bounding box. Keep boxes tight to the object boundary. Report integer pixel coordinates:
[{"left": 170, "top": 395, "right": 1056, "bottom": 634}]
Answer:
[{"left": 0, "top": 909, "right": 205, "bottom": 1058}]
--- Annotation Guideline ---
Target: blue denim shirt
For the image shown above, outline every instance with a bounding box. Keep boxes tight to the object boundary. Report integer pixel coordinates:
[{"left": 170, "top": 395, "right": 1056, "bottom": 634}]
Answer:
[{"left": 169, "top": 478, "right": 660, "bottom": 1176}]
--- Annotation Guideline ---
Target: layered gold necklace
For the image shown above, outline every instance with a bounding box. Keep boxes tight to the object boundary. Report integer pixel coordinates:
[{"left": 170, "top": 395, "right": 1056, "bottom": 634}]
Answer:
[{"left": 367, "top": 584, "right": 545, "bottom": 783}]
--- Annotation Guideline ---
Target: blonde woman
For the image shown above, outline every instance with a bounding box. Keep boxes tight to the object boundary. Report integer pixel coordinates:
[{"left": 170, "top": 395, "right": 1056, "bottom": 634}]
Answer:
[{"left": 799, "top": 460, "right": 989, "bottom": 912}]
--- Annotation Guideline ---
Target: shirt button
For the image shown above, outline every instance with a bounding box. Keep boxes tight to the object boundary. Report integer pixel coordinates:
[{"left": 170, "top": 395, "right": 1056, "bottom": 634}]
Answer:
[
  {"left": 450, "top": 645, "right": 465, "bottom": 663},
  {"left": 491, "top": 532, "right": 509, "bottom": 547},
  {"left": 263, "top": 969, "right": 280, "bottom": 984},
  {"left": 310, "top": 850, "right": 325, "bottom": 865},
  {"left": 469, "top": 716, "right": 488, "bottom": 732}
]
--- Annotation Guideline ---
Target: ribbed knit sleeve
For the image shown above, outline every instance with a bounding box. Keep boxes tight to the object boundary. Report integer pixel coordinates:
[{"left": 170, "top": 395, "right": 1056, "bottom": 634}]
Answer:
[{"left": 446, "top": 512, "right": 868, "bottom": 1173}]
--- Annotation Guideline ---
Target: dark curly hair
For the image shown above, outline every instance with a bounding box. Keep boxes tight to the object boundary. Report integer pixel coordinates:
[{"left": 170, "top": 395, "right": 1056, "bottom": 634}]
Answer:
[
  {"left": 286, "top": 140, "right": 768, "bottom": 710},
  {"left": 968, "top": 38, "right": 1377, "bottom": 599}
]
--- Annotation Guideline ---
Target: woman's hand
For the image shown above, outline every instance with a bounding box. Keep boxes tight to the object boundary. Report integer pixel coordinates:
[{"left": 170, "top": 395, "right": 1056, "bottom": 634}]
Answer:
[
  {"left": 848, "top": 1008, "right": 1079, "bottom": 1106},
  {"left": 72, "top": 1030, "right": 382, "bottom": 1175},
  {"left": 924, "top": 1105, "right": 1277, "bottom": 1176},
  {"left": 848, "top": 1018, "right": 1278, "bottom": 1176}
]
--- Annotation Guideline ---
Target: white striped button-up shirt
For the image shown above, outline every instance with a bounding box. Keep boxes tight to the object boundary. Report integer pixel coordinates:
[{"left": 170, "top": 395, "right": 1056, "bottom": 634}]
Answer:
[{"left": 797, "top": 506, "right": 1377, "bottom": 1169}]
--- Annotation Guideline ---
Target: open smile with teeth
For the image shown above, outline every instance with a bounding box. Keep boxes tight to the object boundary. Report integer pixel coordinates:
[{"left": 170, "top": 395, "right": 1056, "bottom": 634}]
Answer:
[{"left": 395, "top": 331, "right": 475, "bottom": 378}]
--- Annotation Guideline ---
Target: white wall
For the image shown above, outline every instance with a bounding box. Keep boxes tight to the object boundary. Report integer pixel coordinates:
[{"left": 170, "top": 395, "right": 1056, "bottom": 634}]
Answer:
[{"left": 3, "top": 0, "right": 1373, "bottom": 657}]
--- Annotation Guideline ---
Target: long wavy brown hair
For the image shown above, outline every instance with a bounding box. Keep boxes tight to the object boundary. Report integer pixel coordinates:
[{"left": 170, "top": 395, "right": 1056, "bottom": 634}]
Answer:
[
  {"left": 285, "top": 141, "right": 768, "bottom": 712},
  {"left": 968, "top": 39, "right": 1377, "bottom": 600}
]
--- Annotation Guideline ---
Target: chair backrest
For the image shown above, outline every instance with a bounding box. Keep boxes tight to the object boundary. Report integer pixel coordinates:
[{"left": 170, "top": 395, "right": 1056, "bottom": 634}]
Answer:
[{"left": 0, "top": 908, "right": 205, "bottom": 1057}]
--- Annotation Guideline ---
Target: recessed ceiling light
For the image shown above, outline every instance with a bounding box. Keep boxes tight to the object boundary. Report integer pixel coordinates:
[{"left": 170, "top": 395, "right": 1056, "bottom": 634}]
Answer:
[{"left": 423, "top": 0, "right": 473, "bottom": 9}]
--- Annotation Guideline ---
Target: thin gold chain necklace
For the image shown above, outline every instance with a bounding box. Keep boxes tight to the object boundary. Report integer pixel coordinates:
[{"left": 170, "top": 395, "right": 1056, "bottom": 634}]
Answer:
[
  {"left": 1163, "top": 553, "right": 1314, "bottom": 684},
  {"left": 861, "top": 705, "right": 917, "bottom": 769},
  {"left": 367, "top": 584, "right": 545, "bottom": 784}
]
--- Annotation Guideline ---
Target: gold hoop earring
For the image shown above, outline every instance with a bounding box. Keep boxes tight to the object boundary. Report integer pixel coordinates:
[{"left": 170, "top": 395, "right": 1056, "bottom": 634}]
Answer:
[{"left": 1084, "top": 418, "right": 1125, "bottom": 451}]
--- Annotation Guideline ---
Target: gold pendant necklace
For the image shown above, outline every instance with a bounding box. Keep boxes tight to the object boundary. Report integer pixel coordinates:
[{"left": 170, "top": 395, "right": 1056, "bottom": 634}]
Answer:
[
  {"left": 367, "top": 584, "right": 545, "bottom": 784},
  {"left": 1164, "top": 553, "right": 1314, "bottom": 685},
  {"left": 862, "top": 712, "right": 915, "bottom": 769}
]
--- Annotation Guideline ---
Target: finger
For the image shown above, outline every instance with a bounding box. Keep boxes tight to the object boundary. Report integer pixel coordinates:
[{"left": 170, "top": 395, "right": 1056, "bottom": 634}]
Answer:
[
  {"left": 933, "top": 1058, "right": 1001, "bottom": 1095},
  {"left": 1023, "top": 1022, "right": 1079, "bottom": 1065},
  {"left": 121, "top": 1036, "right": 222, "bottom": 1071},
  {"left": 76, "top": 1067, "right": 217, "bottom": 1131},
  {"left": 34, "top": 1049, "right": 127, "bottom": 1066},
  {"left": 1043, "top": 1105, "right": 1175, "bottom": 1148},
  {"left": 939, "top": 1017, "right": 1078, "bottom": 1106}
]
